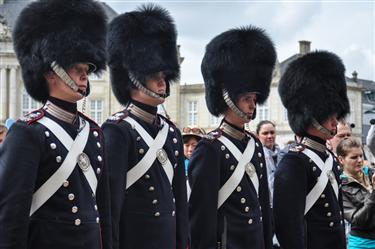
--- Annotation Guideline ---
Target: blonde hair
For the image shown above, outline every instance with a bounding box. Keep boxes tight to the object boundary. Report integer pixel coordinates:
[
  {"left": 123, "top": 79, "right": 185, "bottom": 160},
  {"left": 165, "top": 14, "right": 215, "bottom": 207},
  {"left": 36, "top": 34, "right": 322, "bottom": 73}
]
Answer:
[{"left": 336, "top": 137, "right": 362, "bottom": 157}]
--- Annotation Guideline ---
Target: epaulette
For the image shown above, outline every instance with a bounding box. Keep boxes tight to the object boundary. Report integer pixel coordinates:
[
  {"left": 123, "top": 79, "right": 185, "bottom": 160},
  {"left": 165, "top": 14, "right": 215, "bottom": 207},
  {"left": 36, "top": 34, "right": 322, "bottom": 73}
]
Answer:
[
  {"left": 205, "top": 129, "right": 222, "bottom": 140},
  {"left": 107, "top": 110, "right": 129, "bottom": 123},
  {"left": 78, "top": 111, "right": 99, "bottom": 126},
  {"left": 289, "top": 143, "right": 305, "bottom": 152},
  {"left": 18, "top": 109, "right": 45, "bottom": 125},
  {"left": 158, "top": 114, "right": 177, "bottom": 129}
]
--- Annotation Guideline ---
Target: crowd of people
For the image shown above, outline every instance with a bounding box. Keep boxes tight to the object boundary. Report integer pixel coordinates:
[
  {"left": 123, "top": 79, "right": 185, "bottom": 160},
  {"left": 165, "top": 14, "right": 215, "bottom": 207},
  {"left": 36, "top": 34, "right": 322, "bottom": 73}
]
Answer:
[{"left": 0, "top": 1, "right": 374, "bottom": 249}]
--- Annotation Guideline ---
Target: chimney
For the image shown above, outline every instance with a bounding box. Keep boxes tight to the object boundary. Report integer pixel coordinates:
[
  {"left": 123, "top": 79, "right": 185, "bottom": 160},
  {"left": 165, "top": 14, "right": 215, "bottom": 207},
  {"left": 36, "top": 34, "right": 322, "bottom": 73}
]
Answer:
[
  {"left": 299, "top": 40, "right": 311, "bottom": 55},
  {"left": 352, "top": 70, "right": 358, "bottom": 82}
]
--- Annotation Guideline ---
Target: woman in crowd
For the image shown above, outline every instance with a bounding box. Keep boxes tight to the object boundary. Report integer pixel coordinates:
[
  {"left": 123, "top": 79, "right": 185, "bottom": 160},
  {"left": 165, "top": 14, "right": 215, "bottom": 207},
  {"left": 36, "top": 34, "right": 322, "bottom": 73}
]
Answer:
[
  {"left": 337, "top": 137, "right": 375, "bottom": 249},
  {"left": 182, "top": 126, "right": 205, "bottom": 176}
]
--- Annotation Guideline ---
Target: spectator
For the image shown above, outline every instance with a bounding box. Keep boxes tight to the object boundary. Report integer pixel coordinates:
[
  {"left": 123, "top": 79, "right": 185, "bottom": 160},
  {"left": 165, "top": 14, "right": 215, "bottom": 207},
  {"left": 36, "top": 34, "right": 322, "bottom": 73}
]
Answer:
[
  {"left": 256, "top": 120, "right": 280, "bottom": 207},
  {"left": 182, "top": 126, "right": 205, "bottom": 176},
  {"left": 327, "top": 119, "right": 352, "bottom": 155},
  {"left": 337, "top": 137, "right": 375, "bottom": 249},
  {"left": 0, "top": 124, "right": 7, "bottom": 144},
  {"left": 256, "top": 120, "right": 281, "bottom": 248}
]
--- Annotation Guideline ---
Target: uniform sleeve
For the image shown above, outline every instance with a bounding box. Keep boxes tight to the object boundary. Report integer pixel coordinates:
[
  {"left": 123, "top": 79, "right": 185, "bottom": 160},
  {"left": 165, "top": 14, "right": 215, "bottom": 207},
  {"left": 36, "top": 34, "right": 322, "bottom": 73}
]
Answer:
[
  {"left": 0, "top": 123, "right": 42, "bottom": 249},
  {"left": 188, "top": 140, "right": 220, "bottom": 249},
  {"left": 256, "top": 144, "right": 273, "bottom": 249},
  {"left": 173, "top": 129, "right": 189, "bottom": 249},
  {"left": 96, "top": 130, "right": 113, "bottom": 249},
  {"left": 273, "top": 153, "right": 307, "bottom": 249},
  {"left": 102, "top": 123, "right": 129, "bottom": 249},
  {"left": 342, "top": 185, "right": 375, "bottom": 229}
]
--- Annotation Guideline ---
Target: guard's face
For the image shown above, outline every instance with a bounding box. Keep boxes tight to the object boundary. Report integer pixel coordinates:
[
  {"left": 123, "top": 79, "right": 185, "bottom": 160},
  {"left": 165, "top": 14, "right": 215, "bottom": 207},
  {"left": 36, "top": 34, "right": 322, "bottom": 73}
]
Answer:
[
  {"left": 140, "top": 71, "right": 167, "bottom": 106},
  {"left": 320, "top": 114, "right": 339, "bottom": 140},
  {"left": 338, "top": 147, "right": 363, "bottom": 176},
  {"left": 48, "top": 63, "right": 90, "bottom": 103},
  {"left": 329, "top": 123, "right": 352, "bottom": 153},
  {"left": 258, "top": 123, "right": 276, "bottom": 150},
  {"left": 237, "top": 92, "right": 257, "bottom": 120}
]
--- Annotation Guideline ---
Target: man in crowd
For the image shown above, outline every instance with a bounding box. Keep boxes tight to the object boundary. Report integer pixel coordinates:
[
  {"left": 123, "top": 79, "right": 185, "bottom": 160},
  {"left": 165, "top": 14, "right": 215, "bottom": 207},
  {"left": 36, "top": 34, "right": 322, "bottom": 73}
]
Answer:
[{"left": 0, "top": 0, "right": 111, "bottom": 248}]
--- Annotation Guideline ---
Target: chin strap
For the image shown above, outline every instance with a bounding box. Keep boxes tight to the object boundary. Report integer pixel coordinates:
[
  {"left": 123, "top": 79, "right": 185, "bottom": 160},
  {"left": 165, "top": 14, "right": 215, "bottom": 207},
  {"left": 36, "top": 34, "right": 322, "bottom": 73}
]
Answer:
[
  {"left": 51, "top": 61, "right": 87, "bottom": 97},
  {"left": 223, "top": 89, "right": 251, "bottom": 122},
  {"left": 129, "top": 72, "right": 169, "bottom": 100},
  {"left": 312, "top": 118, "right": 337, "bottom": 137}
]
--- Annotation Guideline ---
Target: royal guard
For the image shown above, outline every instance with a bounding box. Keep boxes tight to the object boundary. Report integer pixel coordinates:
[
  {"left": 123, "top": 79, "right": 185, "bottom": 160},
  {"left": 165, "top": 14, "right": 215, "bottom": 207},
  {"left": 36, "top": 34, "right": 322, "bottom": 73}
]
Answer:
[
  {"left": 188, "top": 26, "right": 276, "bottom": 249},
  {"left": 103, "top": 4, "right": 188, "bottom": 249},
  {"left": 274, "top": 51, "right": 349, "bottom": 249},
  {"left": 0, "top": 0, "right": 111, "bottom": 249}
]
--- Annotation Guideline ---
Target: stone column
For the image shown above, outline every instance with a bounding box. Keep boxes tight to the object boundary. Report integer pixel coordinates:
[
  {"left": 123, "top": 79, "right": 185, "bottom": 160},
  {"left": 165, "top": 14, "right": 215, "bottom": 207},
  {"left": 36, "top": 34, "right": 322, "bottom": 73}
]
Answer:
[
  {"left": 0, "top": 67, "right": 7, "bottom": 122},
  {"left": 9, "top": 66, "right": 18, "bottom": 119}
]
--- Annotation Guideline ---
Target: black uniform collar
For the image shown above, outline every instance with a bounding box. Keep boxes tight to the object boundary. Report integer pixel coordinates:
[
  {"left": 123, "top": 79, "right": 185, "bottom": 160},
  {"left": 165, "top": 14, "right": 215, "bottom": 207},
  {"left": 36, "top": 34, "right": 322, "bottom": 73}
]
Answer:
[
  {"left": 127, "top": 99, "right": 158, "bottom": 124},
  {"left": 43, "top": 97, "right": 78, "bottom": 124},
  {"left": 301, "top": 135, "right": 327, "bottom": 153},
  {"left": 220, "top": 119, "right": 246, "bottom": 141}
]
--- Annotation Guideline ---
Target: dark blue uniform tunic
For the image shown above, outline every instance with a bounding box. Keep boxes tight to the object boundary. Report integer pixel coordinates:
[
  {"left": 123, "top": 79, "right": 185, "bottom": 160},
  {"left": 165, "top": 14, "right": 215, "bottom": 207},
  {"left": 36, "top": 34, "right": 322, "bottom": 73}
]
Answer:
[
  {"left": 0, "top": 99, "right": 111, "bottom": 249},
  {"left": 188, "top": 120, "right": 272, "bottom": 249},
  {"left": 273, "top": 135, "right": 346, "bottom": 249},
  {"left": 101, "top": 101, "right": 189, "bottom": 249}
]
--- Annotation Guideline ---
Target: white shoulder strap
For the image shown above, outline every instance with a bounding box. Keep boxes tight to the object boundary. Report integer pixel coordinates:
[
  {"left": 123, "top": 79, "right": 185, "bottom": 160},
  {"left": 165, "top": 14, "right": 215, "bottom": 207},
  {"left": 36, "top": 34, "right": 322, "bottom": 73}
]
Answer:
[
  {"left": 302, "top": 148, "right": 337, "bottom": 215},
  {"left": 217, "top": 136, "right": 256, "bottom": 209},
  {"left": 31, "top": 116, "right": 90, "bottom": 216},
  {"left": 124, "top": 117, "right": 173, "bottom": 188}
]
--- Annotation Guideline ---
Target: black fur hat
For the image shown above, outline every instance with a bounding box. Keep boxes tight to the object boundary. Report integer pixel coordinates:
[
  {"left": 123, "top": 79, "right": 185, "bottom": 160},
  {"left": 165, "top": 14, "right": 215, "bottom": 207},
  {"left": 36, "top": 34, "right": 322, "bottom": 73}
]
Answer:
[
  {"left": 201, "top": 26, "right": 276, "bottom": 116},
  {"left": 13, "top": 0, "right": 107, "bottom": 103},
  {"left": 107, "top": 4, "right": 179, "bottom": 106},
  {"left": 278, "top": 51, "right": 350, "bottom": 136}
]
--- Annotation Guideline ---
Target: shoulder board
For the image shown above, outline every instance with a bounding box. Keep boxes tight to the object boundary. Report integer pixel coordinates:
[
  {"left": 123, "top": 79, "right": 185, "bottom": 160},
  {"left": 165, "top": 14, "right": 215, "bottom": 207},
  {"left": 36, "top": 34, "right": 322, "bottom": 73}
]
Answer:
[
  {"left": 78, "top": 111, "right": 99, "bottom": 126},
  {"left": 289, "top": 144, "right": 305, "bottom": 153},
  {"left": 18, "top": 109, "right": 45, "bottom": 125},
  {"left": 205, "top": 129, "right": 222, "bottom": 140},
  {"left": 107, "top": 110, "right": 129, "bottom": 123},
  {"left": 158, "top": 114, "right": 177, "bottom": 128}
]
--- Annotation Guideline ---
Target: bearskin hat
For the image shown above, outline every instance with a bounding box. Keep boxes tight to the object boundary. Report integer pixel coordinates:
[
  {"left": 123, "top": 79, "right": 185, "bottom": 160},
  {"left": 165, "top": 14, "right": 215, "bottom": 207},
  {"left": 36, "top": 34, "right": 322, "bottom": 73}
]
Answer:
[
  {"left": 13, "top": 0, "right": 107, "bottom": 103},
  {"left": 107, "top": 4, "right": 179, "bottom": 106},
  {"left": 278, "top": 51, "right": 350, "bottom": 136},
  {"left": 201, "top": 26, "right": 276, "bottom": 116}
]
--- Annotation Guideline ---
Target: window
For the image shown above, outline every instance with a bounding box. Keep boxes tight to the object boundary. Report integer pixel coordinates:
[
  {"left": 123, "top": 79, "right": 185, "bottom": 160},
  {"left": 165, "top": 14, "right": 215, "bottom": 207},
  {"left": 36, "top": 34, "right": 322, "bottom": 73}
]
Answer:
[
  {"left": 188, "top": 101, "right": 198, "bottom": 126},
  {"left": 210, "top": 114, "right": 221, "bottom": 126},
  {"left": 257, "top": 99, "right": 270, "bottom": 121},
  {"left": 90, "top": 99, "right": 103, "bottom": 124},
  {"left": 89, "top": 72, "right": 103, "bottom": 81},
  {"left": 22, "top": 89, "right": 39, "bottom": 115}
]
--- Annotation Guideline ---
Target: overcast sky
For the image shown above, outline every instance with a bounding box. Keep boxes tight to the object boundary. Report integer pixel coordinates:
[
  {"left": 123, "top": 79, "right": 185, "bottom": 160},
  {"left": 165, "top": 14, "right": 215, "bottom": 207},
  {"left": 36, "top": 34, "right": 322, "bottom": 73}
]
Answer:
[{"left": 103, "top": 0, "right": 375, "bottom": 84}]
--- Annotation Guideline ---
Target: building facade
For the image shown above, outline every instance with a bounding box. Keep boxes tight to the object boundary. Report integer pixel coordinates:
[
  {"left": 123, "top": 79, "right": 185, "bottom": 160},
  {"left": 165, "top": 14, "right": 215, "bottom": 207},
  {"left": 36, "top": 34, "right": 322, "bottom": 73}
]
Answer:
[{"left": 0, "top": 0, "right": 370, "bottom": 147}]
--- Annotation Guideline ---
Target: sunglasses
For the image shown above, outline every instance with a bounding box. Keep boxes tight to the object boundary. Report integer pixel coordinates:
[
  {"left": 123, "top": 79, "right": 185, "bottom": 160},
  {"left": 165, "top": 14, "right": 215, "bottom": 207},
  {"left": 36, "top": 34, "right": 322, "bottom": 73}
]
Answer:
[{"left": 182, "top": 127, "right": 205, "bottom": 136}]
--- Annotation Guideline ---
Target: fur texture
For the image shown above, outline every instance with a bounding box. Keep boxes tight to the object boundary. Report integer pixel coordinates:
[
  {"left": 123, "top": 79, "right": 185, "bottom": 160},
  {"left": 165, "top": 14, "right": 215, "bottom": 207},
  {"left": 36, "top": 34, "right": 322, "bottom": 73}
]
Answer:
[
  {"left": 201, "top": 26, "right": 276, "bottom": 116},
  {"left": 107, "top": 4, "right": 179, "bottom": 106},
  {"left": 13, "top": 0, "right": 107, "bottom": 103},
  {"left": 278, "top": 51, "right": 350, "bottom": 136}
]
